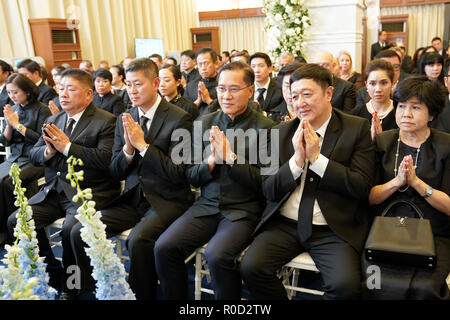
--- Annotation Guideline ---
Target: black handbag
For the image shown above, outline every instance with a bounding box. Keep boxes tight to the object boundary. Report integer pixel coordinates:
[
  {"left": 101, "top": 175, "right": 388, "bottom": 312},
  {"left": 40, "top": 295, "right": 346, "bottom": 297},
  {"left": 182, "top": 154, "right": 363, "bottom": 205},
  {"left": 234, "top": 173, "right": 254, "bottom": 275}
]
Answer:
[{"left": 365, "top": 199, "right": 436, "bottom": 268}]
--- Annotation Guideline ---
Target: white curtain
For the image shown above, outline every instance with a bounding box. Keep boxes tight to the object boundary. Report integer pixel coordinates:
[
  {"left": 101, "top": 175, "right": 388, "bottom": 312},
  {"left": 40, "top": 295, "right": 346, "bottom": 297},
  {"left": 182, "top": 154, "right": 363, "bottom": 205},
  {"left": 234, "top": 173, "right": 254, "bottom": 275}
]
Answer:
[
  {"left": 0, "top": 0, "right": 199, "bottom": 66},
  {"left": 380, "top": 3, "right": 445, "bottom": 56},
  {"left": 200, "top": 16, "right": 267, "bottom": 54}
]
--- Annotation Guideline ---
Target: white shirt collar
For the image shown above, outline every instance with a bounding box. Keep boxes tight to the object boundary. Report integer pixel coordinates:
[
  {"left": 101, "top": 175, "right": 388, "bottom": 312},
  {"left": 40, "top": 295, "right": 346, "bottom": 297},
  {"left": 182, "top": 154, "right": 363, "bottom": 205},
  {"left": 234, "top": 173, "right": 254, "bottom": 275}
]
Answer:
[
  {"left": 0, "top": 83, "right": 5, "bottom": 93},
  {"left": 315, "top": 112, "right": 332, "bottom": 138},
  {"left": 138, "top": 94, "right": 161, "bottom": 120},
  {"left": 67, "top": 109, "right": 85, "bottom": 124},
  {"left": 35, "top": 79, "right": 43, "bottom": 87},
  {"left": 255, "top": 78, "right": 271, "bottom": 91}
]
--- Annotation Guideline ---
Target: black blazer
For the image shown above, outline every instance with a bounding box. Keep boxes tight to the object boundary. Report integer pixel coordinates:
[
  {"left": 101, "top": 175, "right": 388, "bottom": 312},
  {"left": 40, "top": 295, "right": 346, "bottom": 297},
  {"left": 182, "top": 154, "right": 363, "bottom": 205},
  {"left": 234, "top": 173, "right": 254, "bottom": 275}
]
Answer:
[
  {"left": 259, "top": 78, "right": 284, "bottom": 118},
  {"left": 331, "top": 76, "right": 356, "bottom": 113},
  {"left": 93, "top": 91, "right": 125, "bottom": 116},
  {"left": 28, "top": 103, "right": 120, "bottom": 209},
  {"left": 183, "top": 77, "right": 217, "bottom": 116},
  {"left": 255, "top": 109, "right": 376, "bottom": 252},
  {"left": 371, "top": 42, "right": 385, "bottom": 60},
  {"left": 38, "top": 82, "right": 57, "bottom": 106},
  {"left": 0, "top": 86, "right": 13, "bottom": 115},
  {"left": 0, "top": 101, "right": 51, "bottom": 164},
  {"left": 109, "top": 98, "right": 194, "bottom": 224},
  {"left": 432, "top": 96, "right": 450, "bottom": 133}
]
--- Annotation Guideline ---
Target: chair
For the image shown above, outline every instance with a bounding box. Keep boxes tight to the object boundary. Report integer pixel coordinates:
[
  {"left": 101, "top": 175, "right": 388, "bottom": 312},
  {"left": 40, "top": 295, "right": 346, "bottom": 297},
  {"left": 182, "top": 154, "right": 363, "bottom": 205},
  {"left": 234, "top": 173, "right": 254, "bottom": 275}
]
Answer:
[
  {"left": 0, "top": 117, "right": 11, "bottom": 160},
  {"left": 193, "top": 244, "right": 324, "bottom": 300}
]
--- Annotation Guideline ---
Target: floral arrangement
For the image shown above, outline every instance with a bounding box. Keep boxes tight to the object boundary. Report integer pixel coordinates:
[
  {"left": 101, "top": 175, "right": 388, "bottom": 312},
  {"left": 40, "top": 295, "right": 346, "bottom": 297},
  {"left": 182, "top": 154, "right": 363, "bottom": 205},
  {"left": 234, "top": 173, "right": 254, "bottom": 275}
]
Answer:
[
  {"left": 262, "top": 0, "right": 311, "bottom": 62},
  {"left": 0, "top": 163, "right": 56, "bottom": 300},
  {"left": 66, "top": 156, "right": 135, "bottom": 300}
]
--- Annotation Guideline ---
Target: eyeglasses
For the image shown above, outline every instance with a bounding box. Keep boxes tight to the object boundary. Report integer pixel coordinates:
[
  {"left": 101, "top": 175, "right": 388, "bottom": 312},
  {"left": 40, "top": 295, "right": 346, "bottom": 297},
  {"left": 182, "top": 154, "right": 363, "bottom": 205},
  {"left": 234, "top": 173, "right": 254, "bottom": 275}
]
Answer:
[
  {"left": 216, "top": 85, "right": 252, "bottom": 94},
  {"left": 393, "top": 64, "right": 401, "bottom": 70}
]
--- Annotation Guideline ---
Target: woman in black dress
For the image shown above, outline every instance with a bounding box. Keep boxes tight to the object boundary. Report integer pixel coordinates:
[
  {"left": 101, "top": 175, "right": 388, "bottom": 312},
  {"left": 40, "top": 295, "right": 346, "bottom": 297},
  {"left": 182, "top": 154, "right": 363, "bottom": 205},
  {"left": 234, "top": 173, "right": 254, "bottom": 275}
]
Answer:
[
  {"left": 365, "top": 76, "right": 450, "bottom": 300},
  {"left": 351, "top": 59, "right": 397, "bottom": 141},
  {"left": 159, "top": 64, "right": 199, "bottom": 120},
  {"left": 0, "top": 74, "right": 51, "bottom": 241}
]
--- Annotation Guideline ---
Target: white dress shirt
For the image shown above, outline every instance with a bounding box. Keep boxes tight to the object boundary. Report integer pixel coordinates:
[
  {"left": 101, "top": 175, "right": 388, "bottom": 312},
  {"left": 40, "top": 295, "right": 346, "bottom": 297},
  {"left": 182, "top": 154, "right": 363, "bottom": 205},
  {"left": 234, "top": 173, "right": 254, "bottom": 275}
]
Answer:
[
  {"left": 280, "top": 114, "right": 332, "bottom": 225},
  {"left": 254, "top": 78, "right": 270, "bottom": 102},
  {"left": 124, "top": 95, "right": 161, "bottom": 162}
]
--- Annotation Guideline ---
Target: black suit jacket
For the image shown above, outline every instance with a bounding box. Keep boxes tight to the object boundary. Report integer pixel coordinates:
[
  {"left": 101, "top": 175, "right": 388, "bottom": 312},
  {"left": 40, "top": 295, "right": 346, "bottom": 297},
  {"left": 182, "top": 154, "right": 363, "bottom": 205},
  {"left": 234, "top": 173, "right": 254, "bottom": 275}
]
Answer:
[
  {"left": 93, "top": 91, "right": 125, "bottom": 116},
  {"left": 183, "top": 76, "right": 217, "bottom": 116},
  {"left": 259, "top": 78, "right": 284, "bottom": 119},
  {"left": 331, "top": 76, "right": 356, "bottom": 113},
  {"left": 255, "top": 109, "right": 376, "bottom": 252},
  {"left": 109, "top": 98, "right": 194, "bottom": 224},
  {"left": 371, "top": 42, "right": 385, "bottom": 60},
  {"left": 38, "top": 82, "right": 57, "bottom": 105},
  {"left": 0, "top": 86, "right": 13, "bottom": 115},
  {"left": 28, "top": 103, "right": 120, "bottom": 209},
  {"left": 432, "top": 96, "right": 450, "bottom": 133}
]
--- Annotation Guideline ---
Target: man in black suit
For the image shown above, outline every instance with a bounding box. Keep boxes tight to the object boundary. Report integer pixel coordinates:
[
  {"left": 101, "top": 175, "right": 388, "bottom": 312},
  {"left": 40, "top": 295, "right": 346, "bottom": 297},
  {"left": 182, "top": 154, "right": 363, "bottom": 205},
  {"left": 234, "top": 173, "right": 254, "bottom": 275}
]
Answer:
[
  {"left": 183, "top": 47, "right": 219, "bottom": 116},
  {"left": 240, "top": 64, "right": 376, "bottom": 300},
  {"left": 250, "top": 52, "right": 284, "bottom": 121},
  {"left": 17, "top": 59, "right": 57, "bottom": 105},
  {"left": 70, "top": 58, "right": 194, "bottom": 300},
  {"left": 154, "top": 61, "right": 275, "bottom": 300},
  {"left": 180, "top": 50, "right": 201, "bottom": 86},
  {"left": 371, "top": 30, "right": 388, "bottom": 60},
  {"left": 0, "top": 60, "right": 14, "bottom": 114},
  {"left": 311, "top": 50, "right": 356, "bottom": 113},
  {"left": 7, "top": 69, "right": 120, "bottom": 296}
]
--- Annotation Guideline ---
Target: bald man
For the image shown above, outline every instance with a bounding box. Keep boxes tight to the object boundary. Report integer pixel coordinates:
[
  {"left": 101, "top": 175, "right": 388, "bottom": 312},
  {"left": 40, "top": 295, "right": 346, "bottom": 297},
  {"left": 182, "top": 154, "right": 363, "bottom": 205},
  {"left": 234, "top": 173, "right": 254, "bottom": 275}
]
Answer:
[{"left": 310, "top": 50, "right": 356, "bottom": 113}]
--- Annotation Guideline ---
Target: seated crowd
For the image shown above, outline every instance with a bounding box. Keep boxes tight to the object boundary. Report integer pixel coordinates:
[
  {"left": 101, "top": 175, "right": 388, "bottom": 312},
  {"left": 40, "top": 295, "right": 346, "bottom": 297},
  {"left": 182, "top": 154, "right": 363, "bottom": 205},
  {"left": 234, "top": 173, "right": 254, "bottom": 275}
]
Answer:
[{"left": 0, "top": 37, "right": 449, "bottom": 301}]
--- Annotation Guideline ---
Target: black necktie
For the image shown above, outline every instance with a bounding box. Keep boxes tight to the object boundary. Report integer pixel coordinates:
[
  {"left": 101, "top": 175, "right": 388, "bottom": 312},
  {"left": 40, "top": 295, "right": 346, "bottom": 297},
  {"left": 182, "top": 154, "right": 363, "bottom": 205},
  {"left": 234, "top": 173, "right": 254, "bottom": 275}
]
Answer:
[
  {"left": 297, "top": 132, "right": 321, "bottom": 243},
  {"left": 65, "top": 118, "right": 75, "bottom": 136},
  {"left": 140, "top": 116, "right": 149, "bottom": 137},
  {"left": 256, "top": 88, "right": 266, "bottom": 108}
]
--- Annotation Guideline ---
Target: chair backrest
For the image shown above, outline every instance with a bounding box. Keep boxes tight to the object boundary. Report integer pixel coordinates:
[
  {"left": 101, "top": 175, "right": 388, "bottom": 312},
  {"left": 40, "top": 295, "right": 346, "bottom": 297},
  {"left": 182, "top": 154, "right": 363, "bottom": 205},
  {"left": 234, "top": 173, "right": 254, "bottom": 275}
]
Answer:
[{"left": 0, "top": 117, "right": 12, "bottom": 159}]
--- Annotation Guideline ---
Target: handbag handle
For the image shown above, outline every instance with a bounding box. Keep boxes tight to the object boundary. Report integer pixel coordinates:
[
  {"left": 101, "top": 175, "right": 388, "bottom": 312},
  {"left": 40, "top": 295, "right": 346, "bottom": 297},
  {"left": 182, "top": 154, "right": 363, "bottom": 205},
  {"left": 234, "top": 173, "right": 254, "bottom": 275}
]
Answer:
[{"left": 381, "top": 199, "right": 424, "bottom": 219}]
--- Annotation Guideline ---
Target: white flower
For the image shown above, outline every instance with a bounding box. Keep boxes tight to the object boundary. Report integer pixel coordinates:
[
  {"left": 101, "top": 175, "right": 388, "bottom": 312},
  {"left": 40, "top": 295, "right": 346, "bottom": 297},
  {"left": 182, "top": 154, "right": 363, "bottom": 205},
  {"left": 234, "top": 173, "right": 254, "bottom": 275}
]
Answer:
[
  {"left": 275, "top": 13, "right": 282, "bottom": 21},
  {"left": 280, "top": 0, "right": 287, "bottom": 5},
  {"left": 286, "top": 28, "right": 295, "bottom": 36}
]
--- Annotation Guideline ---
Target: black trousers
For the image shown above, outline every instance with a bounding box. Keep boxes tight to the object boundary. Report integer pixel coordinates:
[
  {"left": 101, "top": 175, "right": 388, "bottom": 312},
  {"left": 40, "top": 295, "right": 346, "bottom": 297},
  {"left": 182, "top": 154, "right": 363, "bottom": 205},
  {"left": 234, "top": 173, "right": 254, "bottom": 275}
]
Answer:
[
  {"left": 154, "top": 209, "right": 258, "bottom": 300},
  {"left": 7, "top": 189, "right": 77, "bottom": 291},
  {"left": 240, "top": 215, "right": 362, "bottom": 300}
]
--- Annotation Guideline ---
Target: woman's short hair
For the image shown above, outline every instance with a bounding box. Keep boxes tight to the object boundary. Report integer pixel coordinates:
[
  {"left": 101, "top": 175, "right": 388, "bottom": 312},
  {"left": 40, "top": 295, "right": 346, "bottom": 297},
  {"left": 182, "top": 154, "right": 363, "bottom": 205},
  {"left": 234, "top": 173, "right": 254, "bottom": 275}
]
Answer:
[
  {"left": 93, "top": 68, "right": 113, "bottom": 82},
  {"left": 160, "top": 64, "right": 183, "bottom": 95},
  {"left": 111, "top": 64, "right": 126, "bottom": 83},
  {"left": 393, "top": 75, "right": 446, "bottom": 118},
  {"left": 6, "top": 73, "right": 39, "bottom": 104},
  {"left": 418, "top": 52, "right": 444, "bottom": 79},
  {"left": 290, "top": 63, "right": 332, "bottom": 91},
  {"left": 364, "top": 59, "right": 395, "bottom": 82},
  {"left": 217, "top": 61, "right": 254, "bottom": 86}
]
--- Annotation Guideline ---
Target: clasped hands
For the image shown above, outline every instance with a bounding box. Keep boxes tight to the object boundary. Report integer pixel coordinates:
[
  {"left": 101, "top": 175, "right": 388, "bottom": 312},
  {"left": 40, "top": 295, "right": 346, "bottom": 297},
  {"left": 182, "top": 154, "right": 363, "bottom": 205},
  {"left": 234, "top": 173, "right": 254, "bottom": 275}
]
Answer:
[
  {"left": 195, "top": 81, "right": 212, "bottom": 106},
  {"left": 42, "top": 123, "right": 70, "bottom": 156},
  {"left": 3, "top": 104, "right": 20, "bottom": 128},
  {"left": 394, "top": 155, "right": 419, "bottom": 189},
  {"left": 292, "top": 119, "right": 320, "bottom": 169},
  {"left": 371, "top": 111, "right": 383, "bottom": 141},
  {"left": 122, "top": 113, "right": 148, "bottom": 155},
  {"left": 207, "top": 126, "right": 234, "bottom": 170}
]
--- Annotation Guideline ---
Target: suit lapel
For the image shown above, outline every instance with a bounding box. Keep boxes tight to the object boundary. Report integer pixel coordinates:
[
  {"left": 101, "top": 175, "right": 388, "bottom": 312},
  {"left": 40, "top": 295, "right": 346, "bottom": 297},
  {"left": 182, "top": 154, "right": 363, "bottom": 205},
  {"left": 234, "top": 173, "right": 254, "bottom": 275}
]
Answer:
[
  {"left": 69, "top": 104, "right": 95, "bottom": 141},
  {"left": 320, "top": 111, "right": 340, "bottom": 159},
  {"left": 147, "top": 99, "right": 168, "bottom": 144},
  {"left": 285, "top": 118, "right": 299, "bottom": 159},
  {"left": 264, "top": 79, "right": 276, "bottom": 109}
]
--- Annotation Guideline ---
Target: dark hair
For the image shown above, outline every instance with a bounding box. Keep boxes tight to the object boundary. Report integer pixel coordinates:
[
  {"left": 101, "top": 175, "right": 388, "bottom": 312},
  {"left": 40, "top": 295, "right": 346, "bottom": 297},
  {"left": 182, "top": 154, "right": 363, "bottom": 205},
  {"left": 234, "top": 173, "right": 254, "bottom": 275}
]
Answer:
[
  {"left": 196, "top": 47, "right": 217, "bottom": 63},
  {"left": 445, "top": 58, "right": 450, "bottom": 77},
  {"left": 393, "top": 75, "right": 446, "bottom": 118},
  {"left": 16, "top": 59, "right": 42, "bottom": 77},
  {"left": 230, "top": 51, "right": 250, "bottom": 64},
  {"left": 125, "top": 57, "right": 158, "bottom": 80},
  {"left": 167, "top": 57, "right": 177, "bottom": 65},
  {"left": 277, "top": 61, "right": 305, "bottom": 79},
  {"left": 0, "top": 60, "right": 14, "bottom": 75},
  {"left": 110, "top": 64, "right": 126, "bottom": 83},
  {"left": 431, "top": 37, "right": 442, "bottom": 43},
  {"left": 180, "top": 50, "right": 196, "bottom": 60},
  {"left": 149, "top": 54, "right": 163, "bottom": 62},
  {"left": 217, "top": 61, "right": 255, "bottom": 86},
  {"left": 249, "top": 52, "right": 272, "bottom": 67},
  {"left": 52, "top": 65, "right": 66, "bottom": 74},
  {"left": 6, "top": 73, "right": 39, "bottom": 104},
  {"left": 60, "top": 68, "right": 94, "bottom": 89},
  {"left": 222, "top": 51, "right": 230, "bottom": 58},
  {"left": 375, "top": 49, "right": 402, "bottom": 64},
  {"left": 423, "top": 45, "right": 438, "bottom": 54},
  {"left": 160, "top": 64, "right": 184, "bottom": 94},
  {"left": 93, "top": 68, "right": 113, "bottom": 82},
  {"left": 80, "top": 60, "right": 93, "bottom": 67},
  {"left": 289, "top": 63, "right": 332, "bottom": 91},
  {"left": 364, "top": 59, "right": 395, "bottom": 82},
  {"left": 412, "top": 47, "right": 425, "bottom": 70},
  {"left": 418, "top": 52, "right": 444, "bottom": 81}
]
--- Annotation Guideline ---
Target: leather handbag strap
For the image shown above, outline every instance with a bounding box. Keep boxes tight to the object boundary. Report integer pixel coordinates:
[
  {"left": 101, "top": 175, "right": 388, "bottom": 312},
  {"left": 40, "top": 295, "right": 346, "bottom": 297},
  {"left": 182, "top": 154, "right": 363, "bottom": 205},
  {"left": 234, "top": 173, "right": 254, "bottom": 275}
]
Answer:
[{"left": 381, "top": 199, "right": 424, "bottom": 219}]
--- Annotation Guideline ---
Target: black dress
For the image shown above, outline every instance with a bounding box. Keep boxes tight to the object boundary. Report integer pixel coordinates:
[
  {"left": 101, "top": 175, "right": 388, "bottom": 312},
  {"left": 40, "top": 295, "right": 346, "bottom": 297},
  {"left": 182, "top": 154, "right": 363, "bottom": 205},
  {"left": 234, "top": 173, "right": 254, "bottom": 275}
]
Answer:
[
  {"left": 350, "top": 103, "right": 398, "bottom": 132},
  {"left": 93, "top": 91, "right": 125, "bottom": 116},
  {"left": 363, "top": 128, "right": 450, "bottom": 300},
  {"left": 169, "top": 93, "right": 199, "bottom": 121},
  {"left": 0, "top": 101, "right": 51, "bottom": 239}
]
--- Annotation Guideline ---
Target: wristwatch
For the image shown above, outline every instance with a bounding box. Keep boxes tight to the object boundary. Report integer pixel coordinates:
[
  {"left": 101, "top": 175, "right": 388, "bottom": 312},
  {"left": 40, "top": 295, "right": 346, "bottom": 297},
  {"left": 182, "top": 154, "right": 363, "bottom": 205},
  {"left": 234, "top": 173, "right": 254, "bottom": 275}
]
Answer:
[
  {"left": 15, "top": 124, "right": 24, "bottom": 132},
  {"left": 422, "top": 186, "right": 433, "bottom": 199}
]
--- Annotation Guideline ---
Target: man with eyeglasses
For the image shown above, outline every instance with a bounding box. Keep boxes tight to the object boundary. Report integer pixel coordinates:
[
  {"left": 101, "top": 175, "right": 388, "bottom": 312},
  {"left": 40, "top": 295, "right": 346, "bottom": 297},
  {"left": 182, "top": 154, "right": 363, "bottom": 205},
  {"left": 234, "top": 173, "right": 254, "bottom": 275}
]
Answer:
[
  {"left": 310, "top": 50, "right": 356, "bottom": 113},
  {"left": 183, "top": 47, "right": 220, "bottom": 116},
  {"left": 356, "top": 49, "right": 411, "bottom": 107},
  {"left": 155, "top": 61, "right": 275, "bottom": 300}
]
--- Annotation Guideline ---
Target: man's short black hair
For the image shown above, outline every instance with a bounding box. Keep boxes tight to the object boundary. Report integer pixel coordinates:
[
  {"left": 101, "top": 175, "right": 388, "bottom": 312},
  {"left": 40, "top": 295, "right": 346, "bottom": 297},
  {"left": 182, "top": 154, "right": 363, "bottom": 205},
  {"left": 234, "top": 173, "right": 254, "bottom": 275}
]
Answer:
[
  {"left": 375, "top": 49, "right": 402, "bottom": 64},
  {"left": 149, "top": 54, "right": 163, "bottom": 62},
  {"left": 277, "top": 61, "right": 305, "bottom": 79},
  {"left": 16, "top": 59, "right": 42, "bottom": 77},
  {"left": 126, "top": 58, "right": 158, "bottom": 80},
  {"left": 290, "top": 63, "right": 332, "bottom": 91},
  {"left": 93, "top": 68, "right": 113, "bottom": 82},
  {"left": 217, "top": 61, "right": 255, "bottom": 86},
  {"left": 249, "top": 52, "right": 272, "bottom": 67},
  {"left": 431, "top": 37, "right": 442, "bottom": 43},
  {"left": 0, "top": 60, "right": 14, "bottom": 74},
  {"left": 196, "top": 47, "right": 217, "bottom": 63},
  {"left": 180, "top": 50, "right": 196, "bottom": 60},
  {"left": 393, "top": 75, "right": 446, "bottom": 118},
  {"left": 60, "top": 68, "right": 94, "bottom": 89},
  {"left": 222, "top": 51, "right": 230, "bottom": 58}
]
